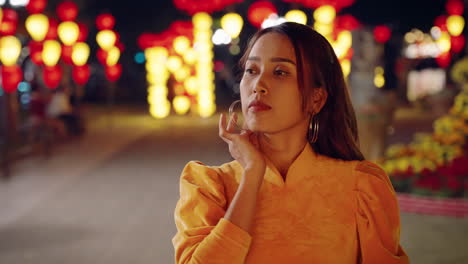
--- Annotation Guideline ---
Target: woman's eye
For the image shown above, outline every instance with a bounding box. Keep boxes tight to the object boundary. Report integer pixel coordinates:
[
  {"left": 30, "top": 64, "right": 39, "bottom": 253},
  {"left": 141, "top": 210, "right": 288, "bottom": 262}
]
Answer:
[
  {"left": 245, "top": 68, "right": 256, "bottom": 74},
  {"left": 274, "top": 70, "right": 288, "bottom": 76}
]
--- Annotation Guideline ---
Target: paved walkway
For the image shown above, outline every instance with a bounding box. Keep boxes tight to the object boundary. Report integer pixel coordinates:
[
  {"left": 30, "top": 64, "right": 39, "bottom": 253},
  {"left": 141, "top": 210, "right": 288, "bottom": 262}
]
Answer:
[{"left": 0, "top": 105, "right": 467, "bottom": 264}]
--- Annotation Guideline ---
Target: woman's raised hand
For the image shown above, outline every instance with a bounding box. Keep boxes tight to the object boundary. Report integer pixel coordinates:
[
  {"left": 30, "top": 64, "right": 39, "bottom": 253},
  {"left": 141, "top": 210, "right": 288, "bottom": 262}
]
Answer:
[{"left": 219, "top": 113, "right": 266, "bottom": 177}]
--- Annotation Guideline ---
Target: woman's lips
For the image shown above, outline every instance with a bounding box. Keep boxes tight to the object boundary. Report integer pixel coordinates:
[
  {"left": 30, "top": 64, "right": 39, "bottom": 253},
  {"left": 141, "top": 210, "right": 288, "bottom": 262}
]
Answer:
[{"left": 248, "top": 101, "right": 272, "bottom": 112}]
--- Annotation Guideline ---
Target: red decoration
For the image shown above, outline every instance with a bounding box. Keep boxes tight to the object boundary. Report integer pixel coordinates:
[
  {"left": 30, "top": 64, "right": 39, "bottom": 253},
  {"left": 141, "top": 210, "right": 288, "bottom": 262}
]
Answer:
[
  {"left": 116, "top": 42, "right": 125, "bottom": 52},
  {"left": 248, "top": 1, "right": 278, "bottom": 28},
  {"left": 105, "top": 64, "right": 122, "bottom": 82},
  {"left": 97, "top": 49, "right": 108, "bottom": 65},
  {"left": 373, "top": 25, "right": 391, "bottom": 44},
  {"left": 29, "top": 41, "right": 44, "bottom": 65},
  {"left": 56, "top": 1, "right": 78, "bottom": 21},
  {"left": 446, "top": 0, "right": 464, "bottom": 15},
  {"left": 436, "top": 52, "right": 451, "bottom": 68},
  {"left": 77, "top": 23, "right": 89, "bottom": 42},
  {"left": 1, "top": 65, "right": 22, "bottom": 93},
  {"left": 26, "top": 0, "right": 47, "bottom": 14},
  {"left": 46, "top": 18, "right": 59, "bottom": 40},
  {"left": 434, "top": 15, "right": 448, "bottom": 32},
  {"left": 172, "top": 0, "right": 242, "bottom": 15},
  {"left": 283, "top": 0, "right": 355, "bottom": 11},
  {"left": 72, "top": 65, "right": 90, "bottom": 85},
  {"left": 43, "top": 65, "right": 62, "bottom": 89},
  {"left": 0, "top": 9, "right": 18, "bottom": 36},
  {"left": 451, "top": 35, "right": 465, "bottom": 53},
  {"left": 335, "top": 15, "right": 361, "bottom": 31},
  {"left": 96, "top": 13, "right": 115, "bottom": 30},
  {"left": 61, "top": 45, "right": 74, "bottom": 65}
]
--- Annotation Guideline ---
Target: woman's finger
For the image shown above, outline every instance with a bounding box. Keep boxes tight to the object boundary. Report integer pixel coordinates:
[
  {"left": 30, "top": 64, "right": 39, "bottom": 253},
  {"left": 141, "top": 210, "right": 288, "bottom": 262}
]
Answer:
[
  {"left": 226, "top": 112, "right": 237, "bottom": 132},
  {"left": 218, "top": 113, "right": 233, "bottom": 142}
]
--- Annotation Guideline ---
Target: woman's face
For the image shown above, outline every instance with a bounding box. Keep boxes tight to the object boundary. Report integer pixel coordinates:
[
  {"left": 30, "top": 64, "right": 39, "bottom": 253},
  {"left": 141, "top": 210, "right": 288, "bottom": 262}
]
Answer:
[{"left": 240, "top": 32, "right": 309, "bottom": 134}]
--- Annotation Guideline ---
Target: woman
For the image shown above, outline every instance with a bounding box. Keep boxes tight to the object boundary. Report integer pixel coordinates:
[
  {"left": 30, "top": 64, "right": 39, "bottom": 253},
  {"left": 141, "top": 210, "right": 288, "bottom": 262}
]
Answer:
[{"left": 173, "top": 22, "right": 409, "bottom": 263}]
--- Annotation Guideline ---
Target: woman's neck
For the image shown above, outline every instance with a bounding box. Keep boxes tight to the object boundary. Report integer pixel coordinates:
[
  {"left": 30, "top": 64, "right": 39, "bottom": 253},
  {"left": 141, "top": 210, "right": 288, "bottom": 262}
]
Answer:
[{"left": 258, "top": 126, "right": 308, "bottom": 178}]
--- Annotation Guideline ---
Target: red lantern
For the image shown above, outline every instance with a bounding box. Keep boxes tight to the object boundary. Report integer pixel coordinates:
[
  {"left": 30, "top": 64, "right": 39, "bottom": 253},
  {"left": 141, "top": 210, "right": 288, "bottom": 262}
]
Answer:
[
  {"left": 105, "top": 64, "right": 122, "bottom": 82},
  {"left": 57, "top": 1, "right": 78, "bottom": 21},
  {"left": 72, "top": 64, "right": 90, "bottom": 85},
  {"left": 26, "top": 0, "right": 47, "bottom": 14},
  {"left": 1, "top": 65, "right": 22, "bottom": 93},
  {"left": 446, "top": 0, "right": 464, "bottom": 15},
  {"left": 436, "top": 52, "right": 451, "bottom": 68},
  {"left": 283, "top": 0, "right": 355, "bottom": 11},
  {"left": 96, "top": 13, "right": 115, "bottom": 30},
  {"left": 373, "top": 25, "right": 391, "bottom": 44},
  {"left": 172, "top": 0, "right": 237, "bottom": 15},
  {"left": 29, "top": 41, "right": 44, "bottom": 65},
  {"left": 0, "top": 9, "right": 18, "bottom": 36},
  {"left": 335, "top": 15, "right": 361, "bottom": 31},
  {"left": 46, "top": 18, "right": 59, "bottom": 40},
  {"left": 248, "top": 1, "right": 278, "bottom": 28},
  {"left": 451, "top": 35, "right": 465, "bottom": 53},
  {"left": 43, "top": 65, "right": 62, "bottom": 89},
  {"left": 434, "top": 15, "right": 448, "bottom": 32},
  {"left": 116, "top": 42, "right": 125, "bottom": 52},
  {"left": 97, "top": 49, "right": 108, "bottom": 65},
  {"left": 76, "top": 23, "right": 89, "bottom": 42},
  {"left": 61, "top": 45, "right": 74, "bottom": 65}
]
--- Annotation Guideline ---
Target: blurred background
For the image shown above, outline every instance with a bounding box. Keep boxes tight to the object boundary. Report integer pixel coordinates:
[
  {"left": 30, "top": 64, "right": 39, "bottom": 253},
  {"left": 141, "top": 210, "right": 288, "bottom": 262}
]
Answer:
[{"left": 0, "top": 0, "right": 467, "bottom": 263}]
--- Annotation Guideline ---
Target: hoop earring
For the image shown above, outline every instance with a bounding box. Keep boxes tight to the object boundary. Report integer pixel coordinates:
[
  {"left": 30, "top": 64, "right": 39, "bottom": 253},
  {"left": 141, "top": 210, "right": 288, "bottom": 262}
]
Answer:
[
  {"left": 228, "top": 100, "right": 243, "bottom": 130},
  {"left": 308, "top": 114, "right": 319, "bottom": 143}
]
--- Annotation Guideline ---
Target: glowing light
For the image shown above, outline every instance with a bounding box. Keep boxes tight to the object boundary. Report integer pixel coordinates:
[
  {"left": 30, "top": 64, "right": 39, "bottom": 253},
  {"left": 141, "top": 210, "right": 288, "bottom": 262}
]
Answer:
[
  {"left": 167, "top": 56, "right": 183, "bottom": 72},
  {"left": 150, "top": 101, "right": 171, "bottom": 119},
  {"left": 261, "top": 13, "right": 287, "bottom": 29},
  {"left": 173, "top": 36, "right": 191, "bottom": 54},
  {"left": 135, "top": 52, "right": 145, "bottom": 64},
  {"left": 341, "top": 59, "right": 351, "bottom": 77},
  {"left": 314, "top": 22, "right": 333, "bottom": 36},
  {"left": 58, "top": 21, "right": 79, "bottom": 46},
  {"left": 193, "top": 12, "right": 212, "bottom": 30},
  {"left": 26, "top": 14, "right": 49, "bottom": 41},
  {"left": 313, "top": 5, "right": 336, "bottom": 24},
  {"left": 42, "top": 40, "right": 61, "bottom": 66},
  {"left": 212, "top": 29, "right": 231, "bottom": 45},
  {"left": 173, "top": 96, "right": 191, "bottom": 115},
  {"left": 437, "top": 32, "right": 451, "bottom": 53},
  {"left": 221, "top": 13, "right": 243, "bottom": 39},
  {"left": 106, "top": 46, "right": 120, "bottom": 66},
  {"left": 183, "top": 49, "right": 197, "bottom": 64},
  {"left": 71, "top": 42, "right": 90, "bottom": 66},
  {"left": 0, "top": 36, "right": 21, "bottom": 66},
  {"left": 96, "top": 29, "right": 117, "bottom": 51},
  {"left": 404, "top": 32, "right": 416, "bottom": 43},
  {"left": 430, "top": 26, "right": 442, "bottom": 40},
  {"left": 10, "top": 0, "right": 29, "bottom": 7},
  {"left": 447, "top": 15, "right": 465, "bottom": 36},
  {"left": 337, "top": 30, "right": 352, "bottom": 50},
  {"left": 184, "top": 76, "right": 198, "bottom": 95},
  {"left": 174, "top": 66, "right": 190, "bottom": 82},
  {"left": 285, "top": 10, "right": 307, "bottom": 25}
]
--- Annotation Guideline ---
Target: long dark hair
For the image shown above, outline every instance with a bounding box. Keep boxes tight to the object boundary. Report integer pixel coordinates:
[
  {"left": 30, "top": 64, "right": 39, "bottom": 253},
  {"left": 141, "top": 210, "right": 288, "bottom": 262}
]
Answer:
[{"left": 239, "top": 22, "right": 364, "bottom": 161}]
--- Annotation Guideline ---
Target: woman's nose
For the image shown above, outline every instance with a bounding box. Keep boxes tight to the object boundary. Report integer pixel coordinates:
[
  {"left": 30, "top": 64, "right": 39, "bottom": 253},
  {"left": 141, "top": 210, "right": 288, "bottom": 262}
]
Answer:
[{"left": 254, "top": 85, "right": 268, "bottom": 95}]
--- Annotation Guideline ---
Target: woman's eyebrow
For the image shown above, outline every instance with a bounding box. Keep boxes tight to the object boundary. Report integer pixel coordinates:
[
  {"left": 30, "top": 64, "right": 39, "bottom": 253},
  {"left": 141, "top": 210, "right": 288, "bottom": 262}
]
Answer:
[{"left": 247, "top": 56, "right": 296, "bottom": 65}]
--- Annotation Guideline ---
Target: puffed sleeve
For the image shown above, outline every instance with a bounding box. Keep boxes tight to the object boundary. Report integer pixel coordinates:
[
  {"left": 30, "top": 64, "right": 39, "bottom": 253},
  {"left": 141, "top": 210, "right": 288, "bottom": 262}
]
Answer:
[
  {"left": 355, "top": 161, "right": 410, "bottom": 264},
  {"left": 172, "top": 161, "right": 252, "bottom": 264}
]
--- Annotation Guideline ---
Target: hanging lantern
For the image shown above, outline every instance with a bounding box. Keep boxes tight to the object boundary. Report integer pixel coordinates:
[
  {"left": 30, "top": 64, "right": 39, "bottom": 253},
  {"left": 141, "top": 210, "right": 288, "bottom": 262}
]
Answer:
[
  {"left": 247, "top": 1, "right": 277, "bottom": 28},
  {"left": 44, "top": 18, "right": 59, "bottom": 40},
  {"left": 58, "top": 21, "right": 79, "bottom": 45},
  {"left": 72, "top": 64, "right": 90, "bottom": 85},
  {"left": 97, "top": 48, "right": 108, "bottom": 65},
  {"left": 373, "top": 25, "right": 391, "bottom": 44},
  {"left": 313, "top": 5, "right": 336, "bottom": 24},
  {"left": 71, "top": 42, "right": 90, "bottom": 66},
  {"left": 61, "top": 45, "right": 74, "bottom": 64},
  {"left": 173, "top": 95, "right": 191, "bottom": 115},
  {"left": 335, "top": 15, "right": 361, "bottom": 31},
  {"left": 285, "top": 10, "right": 307, "bottom": 25},
  {"left": 436, "top": 52, "right": 451, "bottom": 68},
  {"left": 29, "top": 41, "right": 44, "bottom": 65},
  {"left": 43, "top": 65, "right": 62, "bottom": 89},
  {"left": 106, "top": 46, "right": 120, "bottom": 66},
  {"left": 26, "top": 0, "right": 47, "bottom": 14},
  {"left": 77, "top": 23, "right": 89, "bottom": 42},
  {"left": 1, "top": 65, "right": 22, "bottom": 93},
  {"left": 173, "top": 36, "right": 190, "bottom": 55},
  {"left": 26, "top": 14, "right": 49, "bottom": 41},
  {"left": 451, "top": 35, "right": 465, "bottom": 53},
  {"left": 96, "top": 29, "right": 117, "bottom": 51},
  {"left": 0, "top": 9, "right": 18, "bottom": 35},
  {"left": 96, "top": 13, "right": 115, "bottom": 30},
  {"left": 42, "top": 40, "right": 61, "bottom": 66},
  {"left": 221, "top": 13, "right": 243, "bottom": 39},
  {"left": 447, "top": 15, "right": 465, "bottom": 36},
  {"left": 0, "top": 36, "right": 21, "bottom": 66},
  {"left": 446, "top": 0, "right": 464, "bottom": 15},
  {"left": 105, "top": 63, "right": 122, "bottom": 82},
  {"left": 57, "top": 1, "right": 78, "bottom": 21},
  {"left": 435, "top": 15, "right": 448, "bottom": 32}
]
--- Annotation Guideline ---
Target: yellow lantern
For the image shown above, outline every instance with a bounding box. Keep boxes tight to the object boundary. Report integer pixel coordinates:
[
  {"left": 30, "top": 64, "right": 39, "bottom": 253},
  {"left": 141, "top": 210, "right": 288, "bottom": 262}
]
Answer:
[
  {"left": 26, "top": 14, "right": 49, "bottom": 42},
  {"left": 314, "top": 22, "right": 333, "bottom": 36},
  {"left": 221, "top": 13, "right": 243, "bottom": 39},
  {"left": 106, "top": 46, "right": 120, "bottom": 66},
  {"left": 150, "top": 101, "right": 171, "bottom": 119},
  {"left": 145, "top": 46, "right": 168, "bottom": 60},
  {"left": 447, "top": 15, "right": 465, "bottom": 37},
  {"left": 184, "top": 76, "right": 198, "bottom": 95},
  {"left": 173, "top": 95, "right": 191, "bottom": 115},
  {"left": 173, "top": 36, "right": 190, "bottom": 55},
  {"left": 193, "top": 12, "right": 212, "bottom": 30},
  {"left": 96, "top": 29, "right": 117, "bottom": 51},
  {"left": 0, "top": 36, "right": 21, "bottom": 66},
  {"left": 166, "top": 56, "right": 182, "bottom": 72},
  {"left": 42, "top": 40, "right": 62, "bottom": 66},
  {"left": 71, "top": 42, "right": 90, "bottom": 66},
  {"left": 340, "top": 59, "right": 351, "bottom": 78},
  {"left": 337, "top": 30, "right": 352, "bottom": 50},
  {"left": 285, "top": 10, "right": 307, "bottom": 25},
  {"left": 437, "top": 32, "right": 451, "bottom": 53},
  {"left": 313, "top": 5, "right": 336, "bottom": 24},
  {"left": 58, "top": 21, "right": 79, "bottom": 46}
]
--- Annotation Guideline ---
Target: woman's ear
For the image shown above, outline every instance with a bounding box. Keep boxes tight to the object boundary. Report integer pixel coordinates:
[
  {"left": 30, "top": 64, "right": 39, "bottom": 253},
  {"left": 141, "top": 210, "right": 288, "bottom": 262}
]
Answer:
[{"left": 309, "top": 87, "right": 328, "bottom": 114}]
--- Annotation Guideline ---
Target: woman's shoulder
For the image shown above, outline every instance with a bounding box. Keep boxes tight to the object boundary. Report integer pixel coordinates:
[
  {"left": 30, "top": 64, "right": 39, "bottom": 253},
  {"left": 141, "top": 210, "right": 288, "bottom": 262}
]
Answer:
[{"left": 181, "top": 160, "right": 241, "bottom": 183}]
